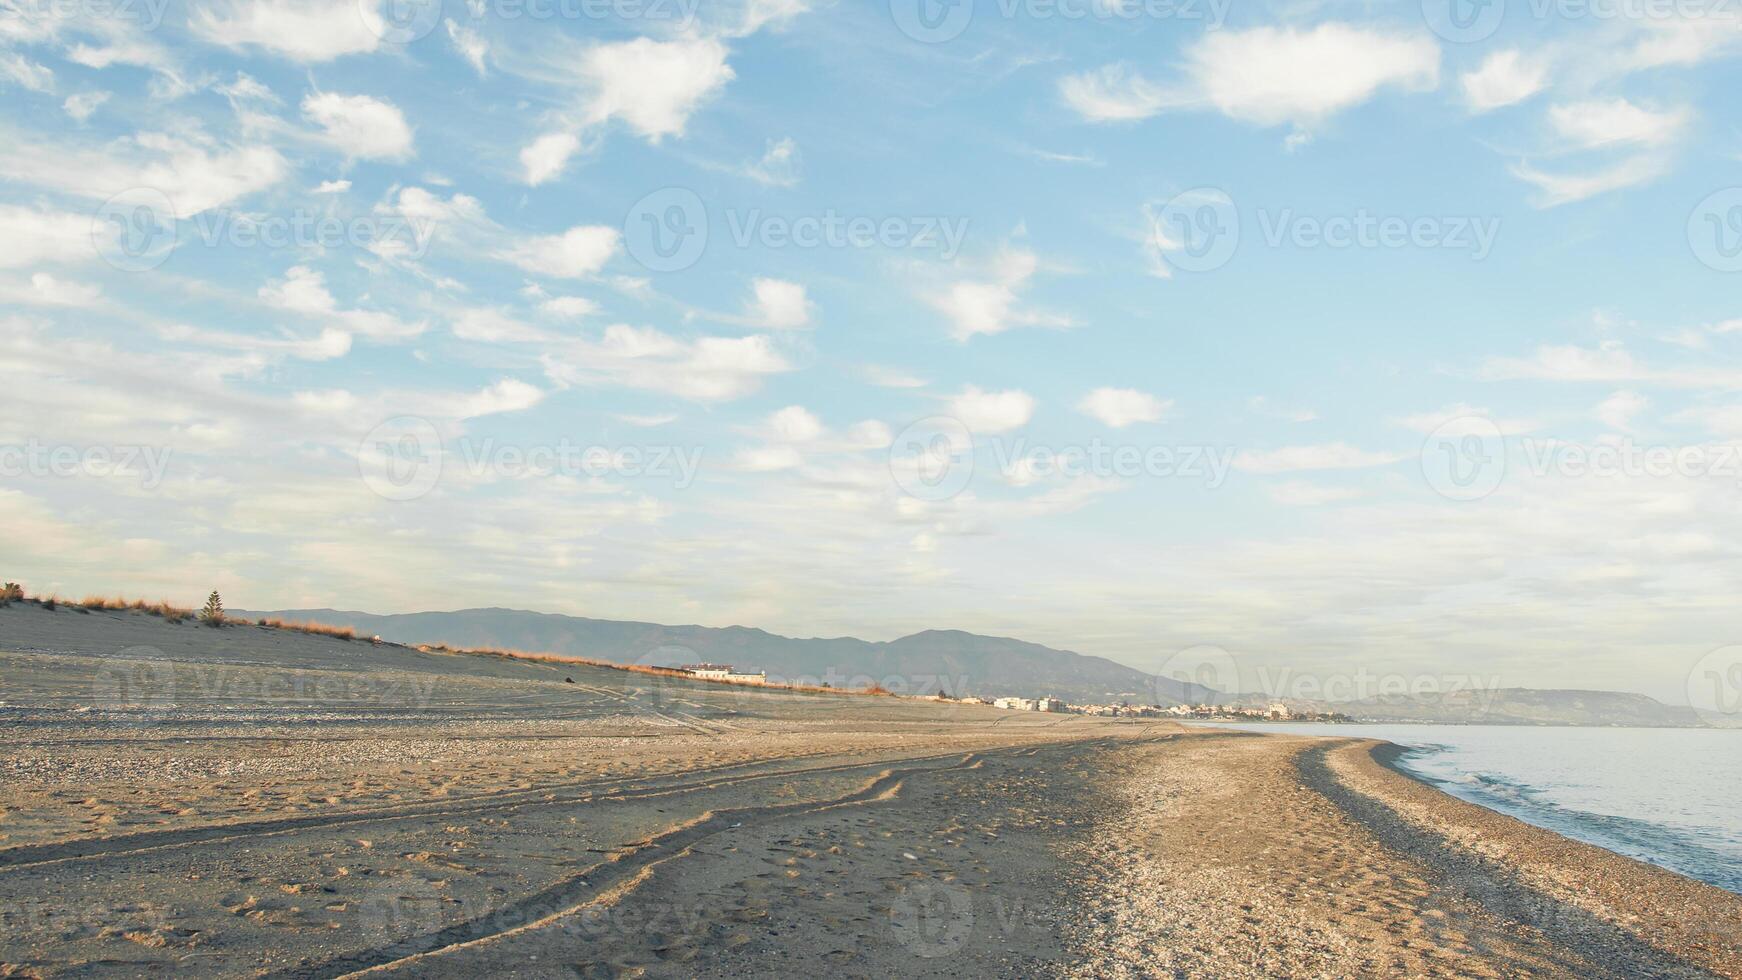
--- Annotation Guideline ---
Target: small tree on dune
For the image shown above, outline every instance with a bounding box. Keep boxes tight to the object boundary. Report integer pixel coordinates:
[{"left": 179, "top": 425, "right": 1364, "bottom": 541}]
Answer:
[{"left": 200, "top": 590, "right": 225, "bottom": 626}]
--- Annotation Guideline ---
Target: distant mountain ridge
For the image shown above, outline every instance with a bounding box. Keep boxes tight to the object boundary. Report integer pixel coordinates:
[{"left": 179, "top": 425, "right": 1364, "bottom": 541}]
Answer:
[
  {"left": 235, "top": 606, "right": 1709, "bottom": 726},
  {"left": 1339, "top": 687, "right": 1707, "bottom": 728},
  {"left": 234, "top": 607, "right": 1208, "bottom": 704}
]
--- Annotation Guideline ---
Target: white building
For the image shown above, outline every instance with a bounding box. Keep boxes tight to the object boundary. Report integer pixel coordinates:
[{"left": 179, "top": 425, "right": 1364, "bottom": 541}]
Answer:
[{"left": 678, "top": 663, "right": 766, "bottom": 685}]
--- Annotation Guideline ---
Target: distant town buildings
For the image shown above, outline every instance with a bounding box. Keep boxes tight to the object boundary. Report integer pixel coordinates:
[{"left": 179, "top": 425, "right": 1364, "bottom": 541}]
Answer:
[
  {"left": 981, "top": 695, "right": 1346, "bottom": 722},
  {"left": 674, "top": 663, "right": 767, "bottom": 685}
]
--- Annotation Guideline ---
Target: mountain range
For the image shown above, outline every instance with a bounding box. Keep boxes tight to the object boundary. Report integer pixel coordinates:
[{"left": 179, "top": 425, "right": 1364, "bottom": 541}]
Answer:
[
  {"left": 235, "top": 607, "right": 1210, "bottom": 704},
  {"left": 236, "top": 606, "right": 1709, "bottom": 726}
]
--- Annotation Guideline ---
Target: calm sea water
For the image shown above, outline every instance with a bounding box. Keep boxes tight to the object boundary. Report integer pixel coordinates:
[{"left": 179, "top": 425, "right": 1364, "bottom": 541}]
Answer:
[{"left": 1192, "top": 723, "right": 1742, "bottom": 894}]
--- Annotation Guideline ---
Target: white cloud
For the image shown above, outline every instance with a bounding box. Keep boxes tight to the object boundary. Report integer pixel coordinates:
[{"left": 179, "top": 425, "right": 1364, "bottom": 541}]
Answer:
[
  {"left": 1062, "top": 24, "right": 1440, "bottom": 131},
  {"left": 302, "top": 91, "right": 415, "bottom": 161},
  {"left": 764, "top": 405, "right": 825, "bottom": 442},
  {"left": 747, "top": 277, "right": 812, "bottom": 329},
  {"left": 520, "top": 132, "right": 581, "bottom": 186},
  {"left": 930, "top": 248, "right": 1075, "bottom": 341},
  {"left": 542, "top": 325, "right": 792, "bottom": 402},
  {"left": 1236, "top": 443, "right": 1409, "bottom": 474},
  {"left": 1, "top": 51, "right": 54, "bottom": 92},
  {"left": 452, "top": 308, "right": 547, "bottom": 343},
  {"left": 0, "top": 130, "right": 286, "bottom": 215},
  {"left": 0, "top": 205, "right": 97, "bottom": 268},
  {"left": 730, "top": 0, "right": 813, "bottom": 36},
  {"left": 0, "top": 272, "right": 103, "bottom": 307},
  {"left": 508, "top": 35, "right": 736, "bottom": 186},
  {"left": 506, "top": 225, "right": 621, "bottom": 279},
  {"left": 947, "top": 386, "right": 1036, "bottom": 434},
  {"left": 1509, "top": 154, "right": 1670, "bottom": 207},
  {"left": 313, "top": 178, "right": 351, "bottom": 193},
  {"left": 1596, "top": 390, "right": 1648, "bottom": 431},
  {"left": 259, "top": 266, "right": 426, "bottom": 340},
  {"left": 1461, "top": 50, "right": 1547, "bottom": 112},
  {"left": 745, "top": 136, "right": 801, "bottom": 187},
  {"left": 540, "top": 295, "right": 600, "bottom": 318},
  {"left": 62, "top": 90, "right": 110, "bottom": 120},
  {"left": 1077, "top": 387, "right": 1170, "bottom": 428},
  {"left": 574, "top": 36, "right": 734, "bottom": 140},
  {"left": 461, "top": 378, "right": 545, "bottom": 418},
  {"left": 446, "top": 19, "right": 488, "bottom": 76},
  {"left": 1548, "top": 99, "right": 1689, "bottom": 150},
  {"left": 190, "top": 0, "right": 388, "bottom": 61}
]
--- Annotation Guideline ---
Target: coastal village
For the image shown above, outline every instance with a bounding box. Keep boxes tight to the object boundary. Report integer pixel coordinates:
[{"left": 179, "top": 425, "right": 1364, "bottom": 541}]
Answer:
[{"left": 664, "top": 663, "right": 1349, "bottom": 722}]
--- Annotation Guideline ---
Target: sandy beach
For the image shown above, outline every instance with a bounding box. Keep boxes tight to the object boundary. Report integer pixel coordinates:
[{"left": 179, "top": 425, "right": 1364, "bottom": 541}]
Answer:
[{"left": 2, "top": 602, "right": 1740, "bottom": 978}]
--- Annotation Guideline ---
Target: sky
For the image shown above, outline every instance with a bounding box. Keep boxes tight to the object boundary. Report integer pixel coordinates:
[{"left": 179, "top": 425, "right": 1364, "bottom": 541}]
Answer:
[{"left": 3, "top": 0, "right": 1741, "bottom": 705}]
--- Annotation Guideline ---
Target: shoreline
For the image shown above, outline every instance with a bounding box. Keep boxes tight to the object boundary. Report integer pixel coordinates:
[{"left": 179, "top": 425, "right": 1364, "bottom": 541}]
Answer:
[
  {"left": 1315, "top": 735, "right": 1742, "bottom": 976},
  {"left": 4, "top": 603, "right": 1740, "bottom": 978}
]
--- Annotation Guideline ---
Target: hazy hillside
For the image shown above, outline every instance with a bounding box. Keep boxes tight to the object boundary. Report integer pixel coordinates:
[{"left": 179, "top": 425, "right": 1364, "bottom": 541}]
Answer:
[
  {"left": 235, "top": 608, "right": 1208, "bottom": 704},
  {"left": 1341, "top": 688, "right": 1706, "bottom": 727}
]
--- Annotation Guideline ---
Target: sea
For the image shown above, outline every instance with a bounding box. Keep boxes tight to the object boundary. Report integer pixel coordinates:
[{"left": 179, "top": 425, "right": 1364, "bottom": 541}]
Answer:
[{"left": 1191, "top": 722, "right": 1742, "bottom": 894}]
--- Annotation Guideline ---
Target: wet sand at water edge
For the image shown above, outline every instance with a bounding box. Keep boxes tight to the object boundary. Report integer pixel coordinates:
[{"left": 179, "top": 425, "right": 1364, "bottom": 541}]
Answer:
[{"left": 2, "top": 602, "right": 1740, "bottom": 978}]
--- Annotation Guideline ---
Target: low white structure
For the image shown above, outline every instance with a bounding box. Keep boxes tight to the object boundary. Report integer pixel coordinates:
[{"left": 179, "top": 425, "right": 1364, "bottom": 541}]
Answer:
[{"left": 677, "top": 663, "right": 766, "bottom": 685}]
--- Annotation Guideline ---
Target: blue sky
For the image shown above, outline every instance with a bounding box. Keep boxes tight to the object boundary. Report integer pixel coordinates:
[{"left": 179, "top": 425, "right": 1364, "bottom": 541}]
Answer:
[{"left": 4, "top": 0, "right": 1742, "bottom": 703}]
